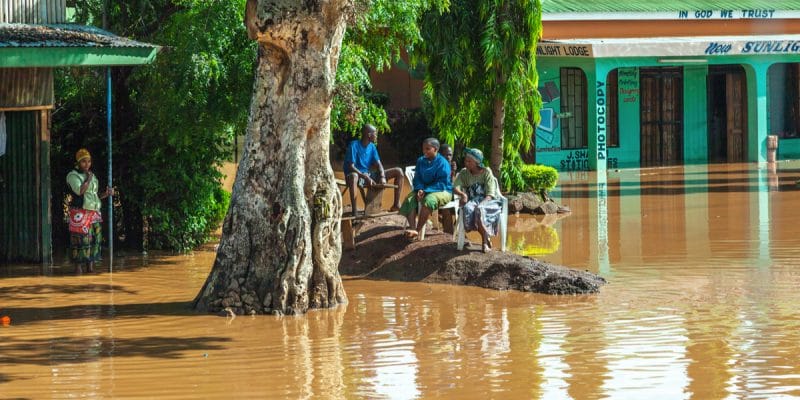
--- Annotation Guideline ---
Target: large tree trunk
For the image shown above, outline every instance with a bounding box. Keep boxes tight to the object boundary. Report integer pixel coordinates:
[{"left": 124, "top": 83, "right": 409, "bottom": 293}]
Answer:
[{"left": 193, "top": 0, "right": 350, "bottom": 315}]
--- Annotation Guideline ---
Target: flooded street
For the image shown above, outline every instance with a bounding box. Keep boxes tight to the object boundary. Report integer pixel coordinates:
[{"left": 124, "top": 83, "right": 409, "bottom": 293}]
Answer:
[{"left": 3, "top": 162, "right": 800, "bottom": 399}]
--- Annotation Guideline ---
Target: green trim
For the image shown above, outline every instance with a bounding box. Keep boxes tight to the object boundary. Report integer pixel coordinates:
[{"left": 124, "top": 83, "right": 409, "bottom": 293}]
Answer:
[
  {"left": 543, "top": 0, "right": 800, "bottom": 13},
  {"left": 745, "top": 63, "right": 770, "bottom": 162},
  {"left": 683, "top": 65, "right": 709, "bottom": 163},
  {"left": 0, "top": 47, "right": 157, "bottom": 68}
]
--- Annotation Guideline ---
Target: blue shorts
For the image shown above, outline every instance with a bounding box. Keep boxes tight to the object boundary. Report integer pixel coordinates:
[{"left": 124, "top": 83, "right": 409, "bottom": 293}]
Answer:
[{"left": 357, "top": 171, "right": 383, "bottom": 188}]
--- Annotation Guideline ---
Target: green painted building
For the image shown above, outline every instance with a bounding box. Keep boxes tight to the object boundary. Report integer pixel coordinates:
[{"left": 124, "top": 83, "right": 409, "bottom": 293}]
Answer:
[{"left": 534, "top": 0, "right": 800, "bottom": 171}]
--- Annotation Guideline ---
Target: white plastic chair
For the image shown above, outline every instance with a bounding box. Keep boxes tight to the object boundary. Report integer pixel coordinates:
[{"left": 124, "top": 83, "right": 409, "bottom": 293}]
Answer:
[
  {"left": 404, "top": 165, "right": 416, "bottom": 189},
  {"left": 456, "top": 177, "right": 508, "bottom": 252},
  {"left": 404, "top": 165, "right": 459, "bottom": 240}
]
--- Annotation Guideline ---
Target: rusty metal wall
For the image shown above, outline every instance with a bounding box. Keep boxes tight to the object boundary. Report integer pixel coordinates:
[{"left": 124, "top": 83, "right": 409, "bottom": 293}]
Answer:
[
  {"left": 0, "top": 68, "right": 54, "bottom": 109},
  {"left": 0, "top": 110, "right": 42, "bottom": 262},
  {"left": 0, "top": 0, "right": 66, "bottom": 24}
]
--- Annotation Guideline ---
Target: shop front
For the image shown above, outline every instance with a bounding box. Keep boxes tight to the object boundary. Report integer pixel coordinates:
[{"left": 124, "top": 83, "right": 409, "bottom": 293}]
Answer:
[{"left": 534, "top": 36, "right": 800, "bottom": 171}]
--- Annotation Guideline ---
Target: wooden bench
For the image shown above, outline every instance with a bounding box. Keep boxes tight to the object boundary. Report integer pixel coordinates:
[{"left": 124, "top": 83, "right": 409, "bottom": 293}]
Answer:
[
  {"left": 439, "top": 205, "right": 456, "bottom": 235},
  {"left": 336, "top": 178, "right": 398, "bottom": 215},
  {"left": 337, "top": 177, "right": 400, "bottom": 250},
  {"left": 339, "top": 211, "right": 397, "bottom": 250}
]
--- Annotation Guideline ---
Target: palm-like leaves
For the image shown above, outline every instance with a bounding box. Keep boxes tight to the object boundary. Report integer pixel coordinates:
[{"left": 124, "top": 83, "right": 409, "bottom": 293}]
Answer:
[{"left": 419, "top": 0, "right": 542, "bottom": 190}]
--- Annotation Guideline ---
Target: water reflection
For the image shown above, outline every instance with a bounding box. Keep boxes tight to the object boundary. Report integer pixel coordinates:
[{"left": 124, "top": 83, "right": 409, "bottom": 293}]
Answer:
[
  {"left": 3, "top": 163, "right": 800, "bottom": 398},
  {"left": 508, "top": 215, "right": 562, "bottom": 257},
  {"left": 535, "top": 163, "right": 800, "bottom": 269}
]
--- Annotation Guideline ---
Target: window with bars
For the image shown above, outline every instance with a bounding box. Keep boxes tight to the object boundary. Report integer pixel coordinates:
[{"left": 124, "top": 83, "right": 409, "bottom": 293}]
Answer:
[
  {"left": 768, "top": 63, "right": 800, "bottom": 139},
  {"left": 560, "top": 68, "right": 587, "bottom": 149}
]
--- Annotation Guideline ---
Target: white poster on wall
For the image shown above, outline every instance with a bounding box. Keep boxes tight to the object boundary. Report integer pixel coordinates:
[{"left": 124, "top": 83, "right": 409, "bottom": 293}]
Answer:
[{"left": 0, "top": 112, "right": 6, "bottom": 157}]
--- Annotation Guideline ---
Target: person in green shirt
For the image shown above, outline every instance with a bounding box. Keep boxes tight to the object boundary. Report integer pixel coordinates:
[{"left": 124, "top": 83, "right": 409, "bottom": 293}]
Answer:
[
  {"left": 452, "top": 148, "right": 502, "bottom": 252},
  {"left": 66, "top": 148, "right": 113, "bottom": 274}
]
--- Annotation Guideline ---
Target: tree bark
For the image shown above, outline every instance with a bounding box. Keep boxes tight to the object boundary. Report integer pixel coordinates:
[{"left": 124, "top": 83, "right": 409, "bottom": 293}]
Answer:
[
  {"left": 490, "top": 94, "right": 506, "bottom": 179},
  {"left": 193, "top": 0, "right": 350, "bottom": 315}
]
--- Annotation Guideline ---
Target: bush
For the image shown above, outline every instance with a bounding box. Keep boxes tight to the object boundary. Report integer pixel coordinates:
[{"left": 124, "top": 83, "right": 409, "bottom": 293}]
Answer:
[
  {"left": 210, "top": 187, "right": 232, "bottom": 228},
  {"left": 521, "top": 164, "right": 559, "bottom": 200},
  {"left": 145, "top": 186, "right": 231, "bottom": 251}
]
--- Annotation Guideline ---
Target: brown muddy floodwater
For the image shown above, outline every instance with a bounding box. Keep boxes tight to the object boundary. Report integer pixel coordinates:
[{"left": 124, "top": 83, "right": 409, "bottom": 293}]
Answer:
[{"left": 3, "top": 163, "right": 800, "bottom": 399}]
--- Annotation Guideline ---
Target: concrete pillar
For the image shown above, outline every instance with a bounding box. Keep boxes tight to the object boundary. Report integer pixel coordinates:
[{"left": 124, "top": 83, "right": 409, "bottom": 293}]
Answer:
[{"left": 745, "top": 63, "right": 771, "bottom": 163}]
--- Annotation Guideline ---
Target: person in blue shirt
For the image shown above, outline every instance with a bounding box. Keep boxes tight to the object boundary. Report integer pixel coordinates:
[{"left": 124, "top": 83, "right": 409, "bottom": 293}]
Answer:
[
  {"left": 399, "top": 138, "right": 453, "bottom": 240},
  {"left": 440, "top": 143, "right": 457, "bottom": 183},
  {"left": 344, "top": 124, "right": 404, "bottom": 216}
]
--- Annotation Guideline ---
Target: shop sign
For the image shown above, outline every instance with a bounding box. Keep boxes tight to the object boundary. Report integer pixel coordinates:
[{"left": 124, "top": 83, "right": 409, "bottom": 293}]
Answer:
[
  {"left": 536, "top": 44, "right": 592, "bottom": 57},
  {"left": 596, "top": 81, "right": 606, "bottom": 163},
  {"left": 704, "top": 40, "right": 800, "bottom": 55},
  {"left": 618, "top": 68, "right": 639, "bottom": 103}
]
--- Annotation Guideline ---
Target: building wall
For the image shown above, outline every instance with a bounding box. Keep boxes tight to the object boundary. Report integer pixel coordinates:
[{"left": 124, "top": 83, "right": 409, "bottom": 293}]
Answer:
[
  {"left": 536, "top": 61, "right": 641, "bottom": 171},
  {"left": 369, "top": 50, "right": 425, "bottom": 110},
  {"left": 543, "top": 19, "right": 800, "bottom": 40},
  {"left": 370, "top": 67, "right": 424, "bottom": 110},
  {"left": 0, "top": 68, "right": 54, "bottom": 109},
  {"left": 615, "top": 67, "right": 641, "bottom": 165},
  {"left": 0, "top": 0, "right": 66, "bottom": 23},
  {"left": 535, "top": 55, "right": 800, "bottom": 171}
]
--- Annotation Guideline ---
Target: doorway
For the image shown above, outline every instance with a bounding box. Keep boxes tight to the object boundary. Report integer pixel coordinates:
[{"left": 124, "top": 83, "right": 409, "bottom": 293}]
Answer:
[
  {"left": 640, "top": 67, "right": 684, "bottom": 166},
  {"left": 707, "top": 65, "right": 747, "bottom": 162}
]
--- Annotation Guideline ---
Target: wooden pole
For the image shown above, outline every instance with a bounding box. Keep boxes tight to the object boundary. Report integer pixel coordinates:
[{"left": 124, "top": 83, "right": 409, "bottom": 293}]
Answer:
[{"left": 107, "top": 67, "right": 113, "bottom": 271}]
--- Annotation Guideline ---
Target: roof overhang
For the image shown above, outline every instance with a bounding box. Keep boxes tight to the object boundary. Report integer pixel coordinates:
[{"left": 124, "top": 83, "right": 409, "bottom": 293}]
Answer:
[
  {"left": 0, "top": 23, "right": 159, "bottom": 68},
  {"left": 536, "top": 34, "right": 800, "bottom": 59}
]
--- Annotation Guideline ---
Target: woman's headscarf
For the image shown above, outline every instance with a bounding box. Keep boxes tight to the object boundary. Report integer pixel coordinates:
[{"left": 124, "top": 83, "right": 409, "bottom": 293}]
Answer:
[
  {"left": 464, "top": 148, "right": 484, "bottom": 167},
  {"left": 75, "top": 148, "right": 91, "bottom": 163}
]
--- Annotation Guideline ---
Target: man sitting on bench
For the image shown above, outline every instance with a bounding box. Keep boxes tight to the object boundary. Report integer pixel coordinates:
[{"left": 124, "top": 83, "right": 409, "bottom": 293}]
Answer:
[{"left": 344, "top": 124, "right": 404, "bottom": 216}]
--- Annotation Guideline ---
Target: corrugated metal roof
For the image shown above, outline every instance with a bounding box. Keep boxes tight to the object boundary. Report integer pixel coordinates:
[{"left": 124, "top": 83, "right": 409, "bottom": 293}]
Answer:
[
  {"left": 0, "top": 68, "right": 53, "bottom": 108},
  {"left": 0, "top": 23, "right": 157, "bottom": 48},
  {"left": 542, "top": 0, "right": 800, "bottom": 13}
]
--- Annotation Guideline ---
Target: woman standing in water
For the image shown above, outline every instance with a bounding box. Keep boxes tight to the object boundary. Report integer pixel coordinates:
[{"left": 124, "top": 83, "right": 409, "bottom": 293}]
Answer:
[{"left": 66, "top": 148, "right": 113, "bottom": 274}]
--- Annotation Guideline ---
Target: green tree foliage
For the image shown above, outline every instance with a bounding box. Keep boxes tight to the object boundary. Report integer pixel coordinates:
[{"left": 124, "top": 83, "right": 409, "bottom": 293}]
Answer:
[
  {"left": 330, "top": 43, "right": 390, "bottom": 143},
  {"left": 418, "top": 0, "right": 543, "bottom": 191},
  {"left": 54, "top": 0, "right": 446, "bottom": 251},
  {"left": 54, "top": 0, "right": 255, "bottom": 251},
  {"left": 332, "top": 0, "right": 448, "bottom": 143}
]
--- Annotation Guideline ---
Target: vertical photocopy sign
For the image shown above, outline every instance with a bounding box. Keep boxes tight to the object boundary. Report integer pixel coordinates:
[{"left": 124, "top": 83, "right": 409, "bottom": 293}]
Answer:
[{"left": 596, "top": 80, "right": 607, "bottom": 165}]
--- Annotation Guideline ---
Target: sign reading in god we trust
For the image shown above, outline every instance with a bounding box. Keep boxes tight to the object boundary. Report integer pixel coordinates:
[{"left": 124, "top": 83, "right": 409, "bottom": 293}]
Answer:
[
  {"left": 536, "top": 43, "right": 592, "bottom": 57},
  {"left": 677, "top": 9, "right": 777, "bottom": 19}
]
